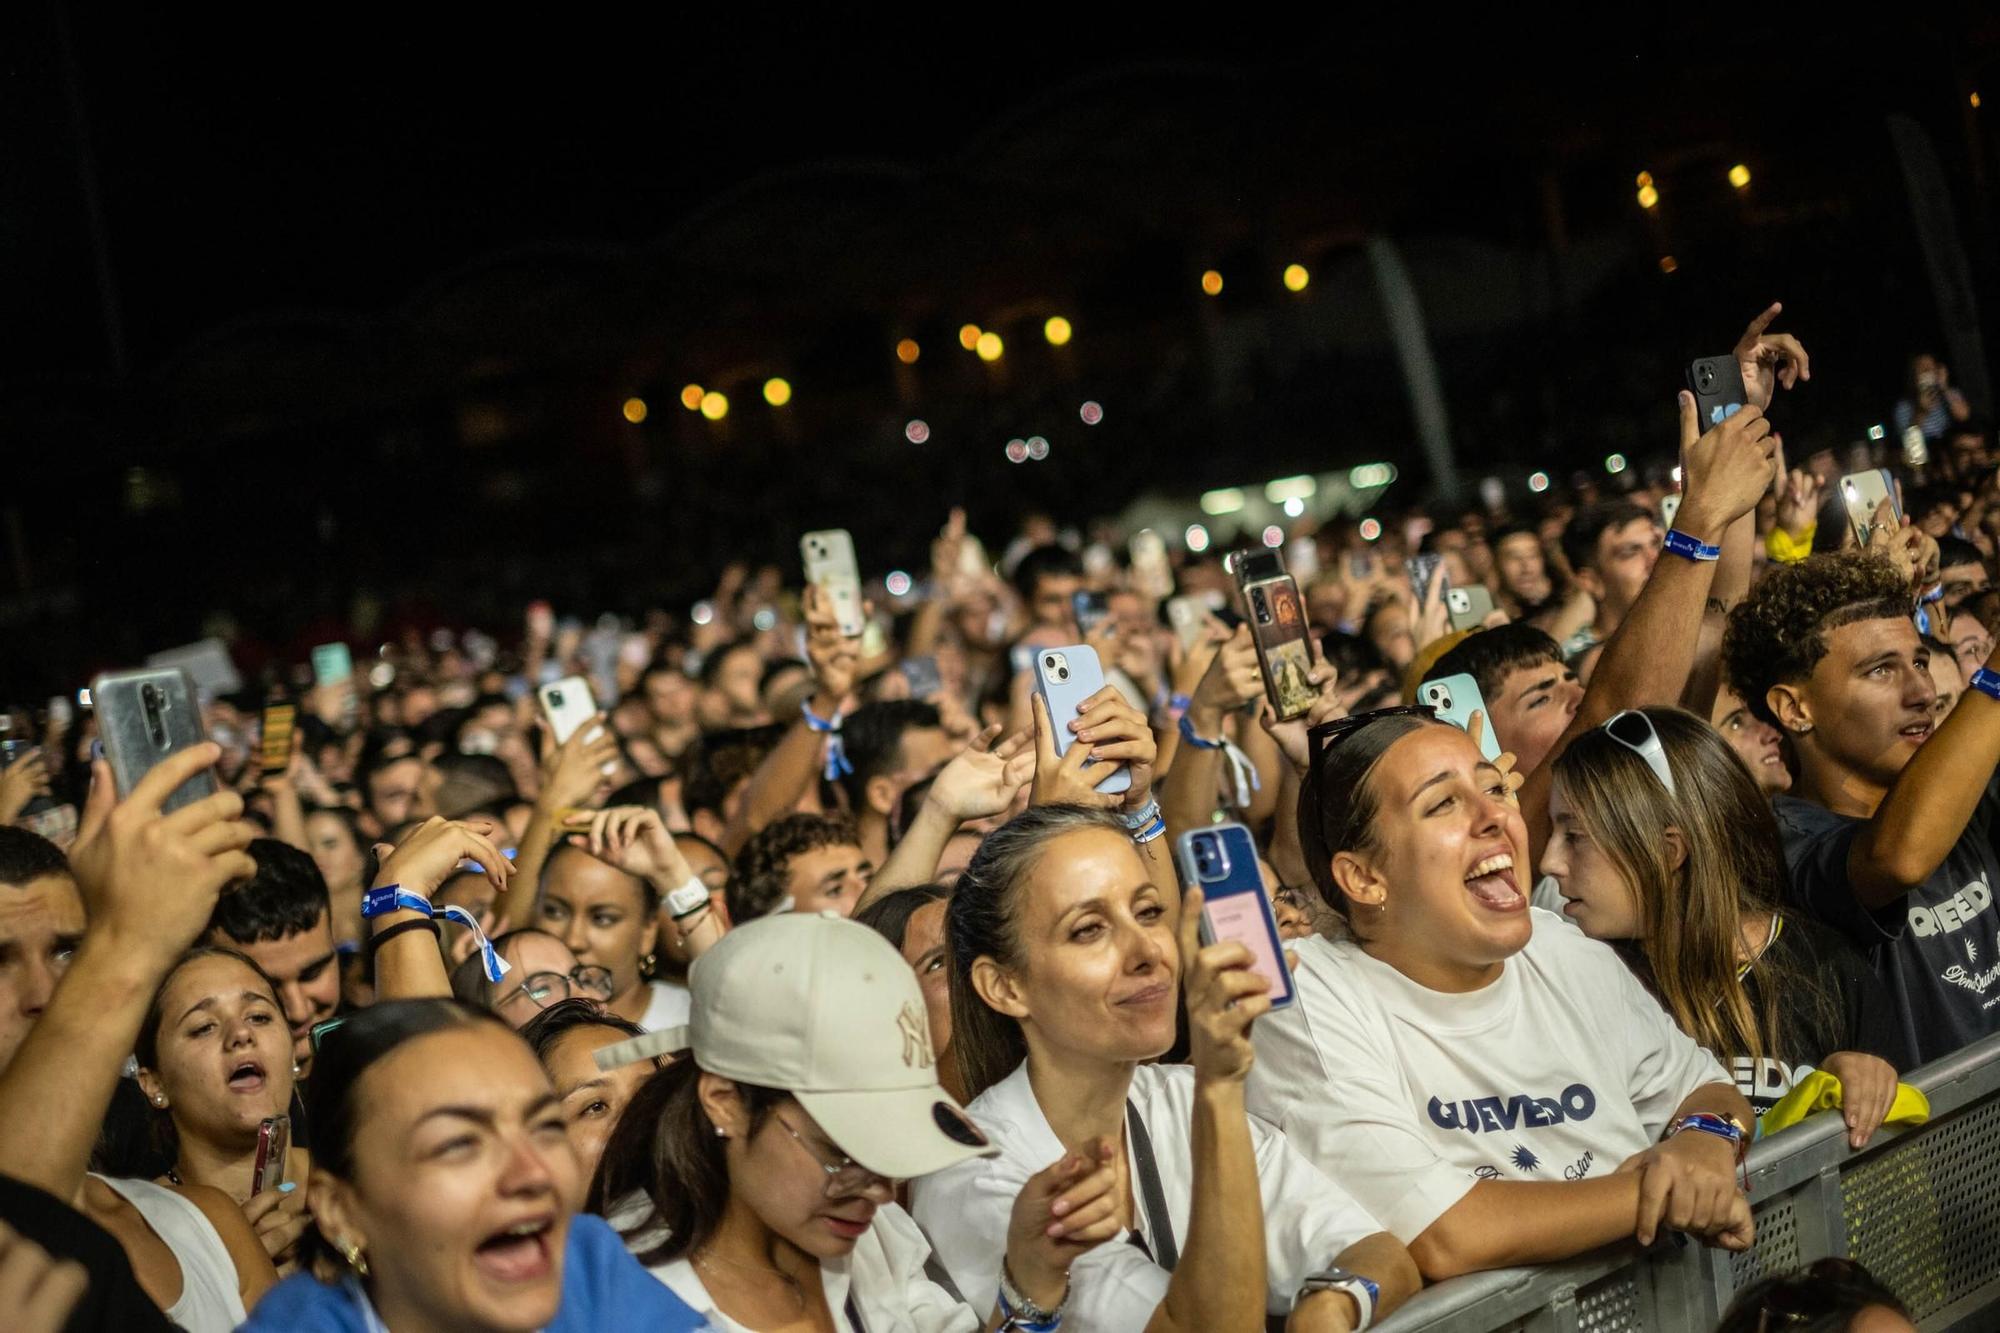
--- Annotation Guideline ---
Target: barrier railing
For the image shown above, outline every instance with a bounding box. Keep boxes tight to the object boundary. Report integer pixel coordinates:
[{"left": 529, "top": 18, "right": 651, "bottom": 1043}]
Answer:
[{"left": 1372, "top": 1031, "right": 2000, "bottom": 1333}]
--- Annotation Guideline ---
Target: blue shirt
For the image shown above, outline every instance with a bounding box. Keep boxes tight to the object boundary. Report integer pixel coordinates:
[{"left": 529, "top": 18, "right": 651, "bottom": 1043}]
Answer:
[{"left": 239, "top": 1213, "right": 706, "bottom": 1331}]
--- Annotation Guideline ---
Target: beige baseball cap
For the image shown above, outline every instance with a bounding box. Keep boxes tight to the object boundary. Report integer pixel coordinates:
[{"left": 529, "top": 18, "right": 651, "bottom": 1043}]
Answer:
[{"left": 648, "top": 911, "right": 994, "bottom": 1180}]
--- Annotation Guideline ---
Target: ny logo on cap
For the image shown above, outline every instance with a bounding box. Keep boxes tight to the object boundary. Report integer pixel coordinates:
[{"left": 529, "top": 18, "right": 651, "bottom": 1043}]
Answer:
[{"left": 898, "top": 1002, "right": 933, "bottom": 1069}]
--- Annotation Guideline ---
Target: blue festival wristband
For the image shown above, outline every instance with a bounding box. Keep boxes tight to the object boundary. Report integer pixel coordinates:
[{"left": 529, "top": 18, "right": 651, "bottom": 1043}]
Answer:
[
  {"left": 801, "top": 702, "right": 853, "bottom": 781},
  {"left": 1661, "top": 529, "right": 1721, "bottom": 562},
  {"left": 1971, "top": 667, "right": 2000, "bottom": 702},
  {"left": 1177, "top": 713, "right": 1225, "bottom": 750},
  {"left": 363, "top": 885, "right": 510, "bottom": 983}
]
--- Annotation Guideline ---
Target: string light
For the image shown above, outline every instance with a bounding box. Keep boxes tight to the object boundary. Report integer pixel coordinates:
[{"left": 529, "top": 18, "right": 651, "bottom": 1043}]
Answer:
[
  {"left": 763, "top": 378, "right": 792, "bottom": 407},
  {"left": 896, "top": 338, "right": 920, "bottom": 364},
  {"left": 1358, "top": 518, "right": 1383, "bottom": 542},
  {"left": 1637, "top": 184, "right": 1660, "bottom": 210},
  {"left": 1659, "top": 255, "right": 1678, "bottom": 274},
  {"left": 1283, "top": 264, "right": 1310, "bottom": 292},
  {"left": 621, "top": 397, "right": 648, "bottom": 424},
  {"left": 680, "top": 384, "right": 705, "bottom": 411},
  {"left": 1528, "top": 471, "right": 1550, "bottom": 493},
  {"left": 959, "top": 324, "right": 982, "bottom": 350},
  {"left": 905, "top": 419, "right": 929, "bottom": 444},
  {"left": 1184, "top": 523, "right": 1211, "bottom": 552},
  {"left": 1728, "top": 163, "right": 1751, "bottom": 189},
  {"left": 1200, "top": 270, "right": 1224, "bottom": 296},
  {"left": 1606, "top": 454, "right": 1628, "bottom": 475},
  {"left": 700, "top": 391, "right": 729, "bottom": 421},
  {"left": 1636, "top": 171, "right": 1654, "bottom": 189},
  {"left": 1005, "top": 439, "right": 1028, "bottom": 463},
  {"left": 1261, "top": 525, "right": 1284, "bottom": 547},
  {"left": 1043, "top": 316, "right": 1072, "bottom": 346},
  {"left": 976, "top": 331, "right": 1004, "bottom": 362},
  {"left": 1079, "top": 401, "right": 1103, "bottom": 425}
]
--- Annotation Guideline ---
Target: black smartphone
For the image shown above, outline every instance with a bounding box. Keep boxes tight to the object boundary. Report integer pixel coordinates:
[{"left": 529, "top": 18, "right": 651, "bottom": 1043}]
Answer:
[
  {"left": 1686, "top": 356, "right": 1750, "bottom": 431},
  {"left": 1073, "top": 591, "right": 1112, "bottom": 636}
]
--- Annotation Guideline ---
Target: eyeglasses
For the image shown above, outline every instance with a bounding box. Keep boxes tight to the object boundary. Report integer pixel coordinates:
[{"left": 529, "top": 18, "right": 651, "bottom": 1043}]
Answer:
[
  {"left": 1602, "top": 710, "right": 1676, "bottom": 797},
  {"left": 494, "top": 965, "right": 615, "bottom": 1011},
  {"left": 774, "top": 1112, "right": 895, "bottom": 1199},
  {"left": 1306, "top": 705, "right": 1437, "bottom": 765}
]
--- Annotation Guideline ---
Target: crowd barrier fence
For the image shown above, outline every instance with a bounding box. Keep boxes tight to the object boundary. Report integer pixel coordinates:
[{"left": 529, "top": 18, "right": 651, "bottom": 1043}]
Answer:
[{"left": 1371, "top": 1031, "right": 2000, "bottom": 1332}]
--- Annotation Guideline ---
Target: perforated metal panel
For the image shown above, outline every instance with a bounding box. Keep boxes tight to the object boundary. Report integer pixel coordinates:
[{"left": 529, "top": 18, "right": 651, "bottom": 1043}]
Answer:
[
  {"left": 1844, "top": 1095, "right": 2000, "bottom": 1323},
  {"left": 1732, "top": 1195, "right": 1802, "bottom": 1288},
  {"left": 1576, "top": 1271, "right": 1645, "bottom": 1333}
]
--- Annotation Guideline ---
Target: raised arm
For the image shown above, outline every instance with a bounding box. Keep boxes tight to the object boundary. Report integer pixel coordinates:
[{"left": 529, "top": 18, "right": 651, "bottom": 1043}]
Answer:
[
  {"left": 499, "top": 718, "right": 621, "bottom": 932},
  {"left": 0, "top": 747, "right": 256, "bottom": 1200},
  {"left": 860, "top": 728, "right": 1032, "bottom": 913},
  {"left": 1521, "top": 394, "right": 1775, "bottom": 856},
  {"left": 369, "top": 817, "right": 514, "bottom": 1001},
  {"left": 720, "top": 583, "right": 860, "bottom": 856},
  {"left": 1161, "top": 626, "right": 1261, "bottom": 841}
]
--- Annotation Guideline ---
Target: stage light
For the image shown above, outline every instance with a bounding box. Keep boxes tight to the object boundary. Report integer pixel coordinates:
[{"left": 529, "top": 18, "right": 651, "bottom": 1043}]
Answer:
[
  {"left": 700, "top": 391, "right": 729, "bottom": 421},
  {"left": 1200, "top": 270, "right": 1224, "bottom": 296},
  {"left": 680, "top": 384, "right": 704, "bottom": 410},
  {"left": 1200, "top": 487, "right": 1245, "bottom": 516},
  {"left": 1606, "top": 453, "right": 1628, "bottom": 475},
  {"left": 622, "top": 397, "right": 648, "bottom": 424},
  {"left": 1005, "top": 439, "right": 1028, "bottom": 463},
  {"left": 1528, "top": 471, "right": 1550, "bottom": 493},
  {"left": 1283, "top": 264, "right": 1310, "bottom": 292},
  {"left": 959, "top": 324, "right": 982, "bottom": 350},
  {"left": 1079, "top": 401, "right": 1103, "bottom": 424},
  {"left": 763, "top": 378, "right": 792, "bottom": 407},
  {"left": 976, "top": 331, "right": 1004, "bottom": 362},
  {"left": 1026, "top": 436, "right": 1049, "bottom": 460},
  {"left": 1044, "top": 316, "right": 1072, "bottom": 346},
  {"left": 1184, "top": 524, "right": 1210, "bottom": 552},
  {"left": 1358, "top": 518, "right": 1383, "bottom": 542},
  {"left": 905, "top": 419, "right": 929, "bottom": 443},
  {"left": 1659, "top": 255, "right": 1678, "bottom": 274},
  {"left": 886, "top": 571, "right": 912, "bottom": 596},
  {"left": 1283, "top": 497, "right": 1305, "bottom": 517},
  {"left": 896, "top": 338, "right": 920, "bottom": 364},
  {"left": 1262, "top": 525, "right": 1284, "bottom": 547},
  {"left": 1728, "top": 163, "right": 1751, "bottom": 189}
]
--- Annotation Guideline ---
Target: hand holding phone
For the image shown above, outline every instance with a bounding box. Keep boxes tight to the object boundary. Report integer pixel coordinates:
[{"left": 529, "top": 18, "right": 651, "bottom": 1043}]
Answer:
[
  {"left": 1175, "top": 824, "right": 1293, "bottom": 1010},
  {"left": 801, "top": 530, "right": 867, "bottom": 639},
  {"left": 1444, "top": 586, "right": 1496, "bottom": 632},
  {"left": 538, "top": 677, "right": 602, "bottom": 747},
  {"left": 253, "top": 1116, "right": 292, "bottom": 1194},
  {"left": 1839, "top": 469, "right": 1900, "bottom": 548},
  {"left": 91, "top": 670, "right": 220, "bottom": 813},
  {"left": 1418, "top": 674, "right": 1503, "bottom": 762},
  {"left": 259, "top": 705, "right": 297, "bottom": 778},
  {"left": 1029, "top": 645, "right": 1131, "bottom": 795}
]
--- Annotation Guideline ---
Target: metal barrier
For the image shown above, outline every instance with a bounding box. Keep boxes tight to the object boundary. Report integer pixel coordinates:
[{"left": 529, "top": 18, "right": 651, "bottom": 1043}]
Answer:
[{"left": 1372, "top": 1031, "right": 2000, "bottom": 1333}]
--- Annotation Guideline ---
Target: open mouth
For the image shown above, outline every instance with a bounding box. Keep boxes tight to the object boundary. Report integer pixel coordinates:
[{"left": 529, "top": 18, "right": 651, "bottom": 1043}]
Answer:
[
  {"left": 1899, "top": 718, "right": 1936, "bottom": 744},
  {"left": 226, "top": 1059, "right": 267, "bottom": 1094},
  {"left": 1464, "top": 851, "right": 1525, "bottom": 912},
  {"left": 473, "top": 1217, "right": 556, "bottom": 1283}
]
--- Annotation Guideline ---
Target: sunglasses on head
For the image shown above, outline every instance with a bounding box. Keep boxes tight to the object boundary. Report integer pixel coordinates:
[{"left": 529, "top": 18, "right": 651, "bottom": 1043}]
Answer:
[
  {"left": 1601, "top": 709, "right": 1676, "bottom": 796},
  {"left": 1306, "top": 705, "right": 1437, "bottom": 765}
]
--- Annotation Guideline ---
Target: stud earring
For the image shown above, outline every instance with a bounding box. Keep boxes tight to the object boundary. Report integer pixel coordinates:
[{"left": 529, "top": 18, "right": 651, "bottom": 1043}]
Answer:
[
  {"left": 151, "top": 1094, "right": 166, "bottom": 1107},
  {"left": 715, "top": 1126, "right": 727, "bottom": 1138},
  {"left": 340, "top": 1240, "right": 370, "bottom": 1276}
]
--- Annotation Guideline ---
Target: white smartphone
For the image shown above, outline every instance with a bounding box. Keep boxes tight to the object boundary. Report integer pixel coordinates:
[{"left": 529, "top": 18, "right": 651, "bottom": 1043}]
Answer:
[
  {"left": 801, "top": 529, "right": 866, "bottom": 638},
  {"left": 1166, "top": 597, "right": 1206, "bottom": 651},
  {"left": 1839, "top": 469, "right": 1900, "bottom": 548},
  {"left": 538, "top": 676, "right": 600, "bottom": 746},
  {"left": 1129, "top": 529, "right": 1174, "bottom": 600}
]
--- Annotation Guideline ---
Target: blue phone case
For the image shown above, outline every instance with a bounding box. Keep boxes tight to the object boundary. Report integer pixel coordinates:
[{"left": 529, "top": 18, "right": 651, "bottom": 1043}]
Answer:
[
  {"left": 1173, "top": 823, "right": 1294, "bottom": 1009},
  {"left": 1418, "top": 672, "right": 1503, "bottom": 762},
  {"left": 1030, "top": 644, "right": 1131, "bottom": 795}
]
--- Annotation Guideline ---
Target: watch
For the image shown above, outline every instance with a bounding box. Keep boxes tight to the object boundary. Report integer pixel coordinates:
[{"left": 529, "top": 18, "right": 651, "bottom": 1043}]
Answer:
[
  {"left": 1296, "top": 1268, "right": 1379, "bottom": 1331},
  {"left": 664, "top": 877, "right": 711, "bottom": 921}
]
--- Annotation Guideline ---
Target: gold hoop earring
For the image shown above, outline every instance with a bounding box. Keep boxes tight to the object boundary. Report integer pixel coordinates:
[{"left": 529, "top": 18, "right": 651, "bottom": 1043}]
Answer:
[{"left": 341, "top": 1240, "right": 370, "bottom": 1277}]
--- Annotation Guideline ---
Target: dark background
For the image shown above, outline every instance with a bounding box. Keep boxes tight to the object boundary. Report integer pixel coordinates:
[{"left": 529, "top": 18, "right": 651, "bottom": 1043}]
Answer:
[{"left": 4, "top": 7, "right": 1998, "bottom": 694}]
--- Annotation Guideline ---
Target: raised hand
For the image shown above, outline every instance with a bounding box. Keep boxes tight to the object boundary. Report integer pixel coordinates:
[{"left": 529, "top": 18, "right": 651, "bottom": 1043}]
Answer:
[
  {"left": 372, "top": 816, "right": 513, "bottom": 899},
  {"left": 1677, "top": 396, "right": 1778, "bottom": 540},
  {"left": 1404, "top": 560, "right": 1452, "bottom": 656},
  {"left": 1260, "top": 640, "right": 1343, "bottom": 773},
  {"left": 927, "top": 727, "right": 1035, "bottom": 823},
  {"left": 1068, "top": 686, "right": 1157, "bottom": 813},
  {"left": 1191, "top": 624, "right": 1263, "bottom": 719},
  {"left": 802, "top": 583, "right": 863, "bottom": 711},
  {"left": 1003, "top": 1138, "right": 1122, "bottom": 1313},
  {"left": 1030, "top": 695, "right": 1122, "bottom": 810},
  {"left": 537, "top": 715, "right": 619, "bottom": 813},
  {"left": 69, "top": 746, "right": 260, "bottom": 971},
  {"left": 1180, "top": 886, "right": 1271, "bottom": 1087},
  {"left": 1731, "top": 302, "right": 1811, "bottom": 412},
  {"left": 1866, "top": 502, "right": 1941, "bottom": 595},
  {"left": 561, "top": 805, "right": 692, "bottom": 888},
  {"left": 0, "top": 747, "right": 51, "bottom": 824}
]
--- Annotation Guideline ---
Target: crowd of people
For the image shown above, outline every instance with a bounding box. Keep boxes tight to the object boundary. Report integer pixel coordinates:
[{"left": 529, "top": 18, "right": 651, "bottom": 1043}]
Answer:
[{"left": 1, "top": 302, "right": 1988, "bottom": 1332}]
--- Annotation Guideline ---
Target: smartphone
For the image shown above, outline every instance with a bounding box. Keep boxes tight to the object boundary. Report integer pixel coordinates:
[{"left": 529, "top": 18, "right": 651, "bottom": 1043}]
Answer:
[
  {"left": 899, "top": 656, "right": 943, "bottom": 701},
  {"left": 253, "top": 1116, "right": 291, "bottom": 1195},
  {"left": 1901, "top": 426, "right": 1930, "bottom": 469},
  {"left": 801, "top": 529, "right": 867, "bottom": 638},
  {"left": 46, "top": 695, "right": 73, "bottom": 728},
  {"left": 1287, "top": 535, "right": 1321, "bottom": 583},
  {"left": 1174, "top": 824, "right": 1293, "bottom": 1010},
  {"left": 1030, "top": 645, "right": 1130, "bottom": 794},
  {"left": 1229, "top": 549, "right": 1283, "bottom": 584},
  {"left": 1166, "top": 596, "right": 1207, "bottom": 652},
  {"left": 1073, "top": 590, "right": 1111, "bottom": 636},
  {"left": 1417, "top": 673, "right": 1503, "bottom": 762},
  {"left": 1241, "top": 573, "right": 1317, "bottom": 722},
  {"left": 310, "top": 643, "right": 353, "bottom": 687},
  {"left": 1839, "top": 469, "right": 1900, "bottom": 547},
  {"left": 259, "top": 704, "right": 297, "bottom": 778},
  {"left": 1129, "top": 529, "right": 1174, "bottom": 600},
  {"left": 91, "top": 669, "right": 220, "bottom": 813},
  {"left": 1686, "top": 355, "right": 1750, "bottom": 429},
  {"left": 308, "top": 1015, "right": 350, "bottom": 1054},
  {"left": 1445, "top": 586, "right": 1496, "bottom": 632},
  {"left": 538, "top": 676, "right": 600, "bottom": 746},
  {"left": 1661, "top": 493, "right": 1682, "bottom": 530},
  {"left": 1406, "top": 553, "right": 1448, "bottom": 603}
]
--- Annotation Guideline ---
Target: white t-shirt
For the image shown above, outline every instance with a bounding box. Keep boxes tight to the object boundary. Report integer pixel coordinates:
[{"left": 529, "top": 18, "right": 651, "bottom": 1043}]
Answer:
[
  {"left": 639, "top": 978, "right": 692, "bottom": 1032},
  {"left": 911, "top": 1061, "right": 1383, "bottom": 1332},
  {"left": 1246, "top": 908, "right": 1730, "bottom": 1244},
  {"left": 630, "top": 1201, "right": 974, "bottom": 1333}
]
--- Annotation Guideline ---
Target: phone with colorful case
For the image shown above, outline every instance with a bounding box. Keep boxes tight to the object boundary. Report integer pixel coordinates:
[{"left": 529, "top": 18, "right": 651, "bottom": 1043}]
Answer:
[
  {"left": 1417, "top": 672, "right": 1503, "bottom": 762},
  {"left": 1174, "top": 822, "right": 1293, "bottom": 1009}
]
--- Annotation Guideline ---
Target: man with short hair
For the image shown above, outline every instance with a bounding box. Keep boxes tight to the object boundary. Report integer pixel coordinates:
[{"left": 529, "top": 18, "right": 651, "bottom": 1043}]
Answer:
[
  {"left": 0, "top": 828, "right": 83, "bottom": 1075},
  {"left": 1558, "top": 500, "right": 1662, "bottom": 665},
  {"left": 1935, "top": 536, "right": 1991, "bottom": 612},
  {"left": 359, "top": 750, "right": 430, "bottom": 838},
  {"left": 837, "top": 700, "right": 955, "bottom": 867},
  {"left": 1726, "top": 552, "right": 2000, "bottom": 1065},
  {"left": 1420, "top": 623, "right": 1583, "bottom": 778},
  {"left": 203, "top": 839, "right": 341, "bottom": 1076},
  {"left": 1490, "top": 522, "right": 1556, "bottom": 618},
  {"left": 730, "top": 813, "right": 872, "bottom": 923},
  {"left": 1011, "top": 544, "right": 1084, "bottom": 637}
]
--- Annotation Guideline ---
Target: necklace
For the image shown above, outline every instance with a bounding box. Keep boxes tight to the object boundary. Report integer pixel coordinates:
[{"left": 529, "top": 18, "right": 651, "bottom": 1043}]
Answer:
[{"left": 694, "top": 1247, "right": 808, "bottom": 1314}]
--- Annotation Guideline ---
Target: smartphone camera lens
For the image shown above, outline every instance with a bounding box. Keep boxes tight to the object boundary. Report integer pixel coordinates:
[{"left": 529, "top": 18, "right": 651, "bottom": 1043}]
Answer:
[
  {"left": 548, "top": 690, "right": 564, "bottom": 707},
  {"left": 1057, "top": 668, "right": 1069, "bottom": 680}
]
